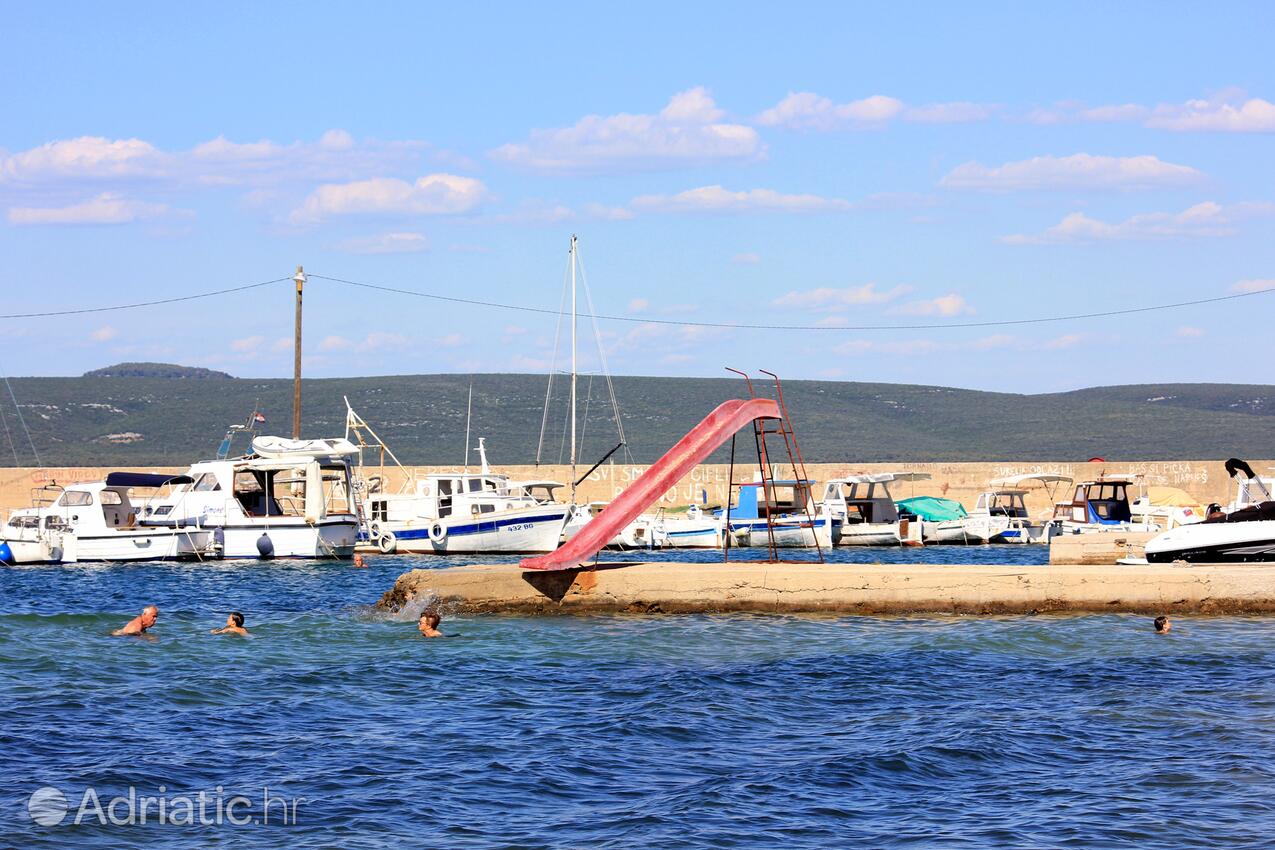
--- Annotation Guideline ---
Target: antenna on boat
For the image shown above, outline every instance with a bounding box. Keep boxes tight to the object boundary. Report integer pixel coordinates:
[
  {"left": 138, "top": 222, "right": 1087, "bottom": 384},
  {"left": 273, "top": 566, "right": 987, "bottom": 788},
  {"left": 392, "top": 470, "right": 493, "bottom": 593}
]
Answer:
[
  {"left": 463, "top": 380, "right": 474, "bottom": 473},
  {"left": 292, "top": 265, "right": 306, "bottom": 439}
]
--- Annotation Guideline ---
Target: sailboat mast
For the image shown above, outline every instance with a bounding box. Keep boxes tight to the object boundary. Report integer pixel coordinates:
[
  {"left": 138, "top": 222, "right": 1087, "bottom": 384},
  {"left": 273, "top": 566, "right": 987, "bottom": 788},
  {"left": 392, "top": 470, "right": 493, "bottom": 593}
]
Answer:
[{"left": 569, "top": 234, "right": 578, "bottom": 500}]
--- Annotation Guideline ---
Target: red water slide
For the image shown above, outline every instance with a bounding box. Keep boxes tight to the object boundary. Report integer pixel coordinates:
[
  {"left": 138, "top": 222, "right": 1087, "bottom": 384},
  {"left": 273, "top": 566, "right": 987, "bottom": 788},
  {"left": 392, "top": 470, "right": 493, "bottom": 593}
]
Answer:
[{"left": 520, "top": 398, "right": 782, "bottom": 571}]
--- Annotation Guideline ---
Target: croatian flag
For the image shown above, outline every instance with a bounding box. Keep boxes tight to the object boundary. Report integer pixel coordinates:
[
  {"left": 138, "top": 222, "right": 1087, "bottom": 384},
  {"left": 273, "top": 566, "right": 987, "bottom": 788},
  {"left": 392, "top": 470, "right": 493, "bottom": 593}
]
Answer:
[{"left": 253, "top": 412, "right": 266, "bottom": 424}]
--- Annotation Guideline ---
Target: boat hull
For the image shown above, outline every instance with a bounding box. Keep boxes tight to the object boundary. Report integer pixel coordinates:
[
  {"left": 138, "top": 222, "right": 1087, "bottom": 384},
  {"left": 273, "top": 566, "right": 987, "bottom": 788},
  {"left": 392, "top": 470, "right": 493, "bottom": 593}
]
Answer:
[
  {"left": 1146, "top": 521, "right": 1275, "bottom": 563},
  {"left": 377, "top": 508, "right": 569, "bottom": 554},
  {"left": 1, "top": 528, "right": 211, "bottom": 564},
  {"left": 731, "top": 517, "right": 839, "bottom": 548},
  {"left": 837, "top": 519, "right": 923, "bottom": 547},
  {"left": 216, "top": 519, "right": 358, "bottom": 559}
]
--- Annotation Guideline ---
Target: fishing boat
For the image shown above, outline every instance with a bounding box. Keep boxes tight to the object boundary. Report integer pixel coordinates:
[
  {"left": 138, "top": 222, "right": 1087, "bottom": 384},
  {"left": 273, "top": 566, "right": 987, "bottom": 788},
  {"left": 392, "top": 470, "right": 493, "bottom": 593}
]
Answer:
[
  {"left": 820, "top": 473, "right": 924, "bottom": 546},
  {"left": 347, "top": 403, "right": 571, "bottom": 555},
  {"left": 724, "top": 479, "right": 841, "bottom": 548},
  {"left": 0, "top": 473, "right": 213, "bottom": 564},
  {"left": 968, "top": 473, "right": 1071, "bottom": 543},
  {"left": 1145, "top": 459, "right": 1275, "bottom": 563},
  {"left": 149, "top": 436, "right": 361, "bottom": 559},
  {"left": 896, "top": 495, "right": 1000, "bottom": 544}
]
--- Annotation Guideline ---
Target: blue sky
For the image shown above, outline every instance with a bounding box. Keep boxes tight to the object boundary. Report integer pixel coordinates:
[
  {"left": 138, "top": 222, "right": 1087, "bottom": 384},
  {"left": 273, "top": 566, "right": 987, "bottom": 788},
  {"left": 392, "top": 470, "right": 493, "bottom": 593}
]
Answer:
[{"left": 2, "top": 1, "right": 1273, "bottom": 391}]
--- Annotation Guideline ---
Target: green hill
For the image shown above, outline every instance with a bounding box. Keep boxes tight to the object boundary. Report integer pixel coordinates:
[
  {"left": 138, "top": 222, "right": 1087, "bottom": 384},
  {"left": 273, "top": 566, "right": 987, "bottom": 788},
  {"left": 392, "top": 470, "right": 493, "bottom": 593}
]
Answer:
[{"left": 0, "top": 372, "right": 1271, "bottom": 466}]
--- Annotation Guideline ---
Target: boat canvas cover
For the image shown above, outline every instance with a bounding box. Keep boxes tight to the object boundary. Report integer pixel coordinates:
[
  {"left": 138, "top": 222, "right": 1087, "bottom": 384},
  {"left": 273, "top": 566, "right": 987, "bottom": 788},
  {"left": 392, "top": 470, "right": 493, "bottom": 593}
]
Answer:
[
  {"left": 896, "top": 496, "right": 967, "bottom": 522},
  {"left": 1145, "top": 486, "right": 1204, "bottom": 511},
  {"left": 103, "top": 472, "right": 194, "bottom": 488}
]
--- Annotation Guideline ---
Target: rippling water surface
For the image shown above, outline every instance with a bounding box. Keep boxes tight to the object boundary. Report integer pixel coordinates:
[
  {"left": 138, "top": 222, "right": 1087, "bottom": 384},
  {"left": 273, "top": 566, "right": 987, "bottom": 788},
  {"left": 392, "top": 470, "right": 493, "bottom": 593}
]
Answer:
[{"left": 3, "top": 547, "right": 1274, "bottom": 847}]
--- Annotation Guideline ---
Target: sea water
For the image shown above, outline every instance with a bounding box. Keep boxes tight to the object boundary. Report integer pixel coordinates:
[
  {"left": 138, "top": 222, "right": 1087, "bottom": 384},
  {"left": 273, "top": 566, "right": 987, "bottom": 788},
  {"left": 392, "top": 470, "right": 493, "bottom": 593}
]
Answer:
[{"left": 2, "top": 547, "right": 1274, "bottom": 847}]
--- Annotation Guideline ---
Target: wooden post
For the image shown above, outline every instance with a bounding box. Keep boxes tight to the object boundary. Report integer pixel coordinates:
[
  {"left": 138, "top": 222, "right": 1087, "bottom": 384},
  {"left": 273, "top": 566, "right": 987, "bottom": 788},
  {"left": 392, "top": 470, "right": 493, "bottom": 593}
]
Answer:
[{"left": 292, "top": 265, "right": 305, "bottom": 439}]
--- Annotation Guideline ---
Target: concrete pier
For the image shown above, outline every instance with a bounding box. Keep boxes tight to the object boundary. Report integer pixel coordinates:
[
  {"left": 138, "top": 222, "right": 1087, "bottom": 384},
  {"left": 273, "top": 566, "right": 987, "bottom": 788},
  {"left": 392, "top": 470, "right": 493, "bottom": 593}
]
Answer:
[{"left": 378, "top": 561, "right": 1275, "bottom": 616}]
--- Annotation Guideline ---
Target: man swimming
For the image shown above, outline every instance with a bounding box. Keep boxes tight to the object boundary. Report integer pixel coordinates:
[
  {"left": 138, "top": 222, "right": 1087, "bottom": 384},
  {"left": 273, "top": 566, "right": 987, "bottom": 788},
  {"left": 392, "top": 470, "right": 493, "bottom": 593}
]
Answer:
[
  {"left": 112, "top": 605, "right": 159, "bottom": 636},
  {"left": 1154, "top": 615, "right": 1171, "bottom": 634},
  {"left": 211, "top": 612, "right": 250, "bottom": 636},
  {"left": 418, "top": 610, "right": 443, "bottom": 638}
]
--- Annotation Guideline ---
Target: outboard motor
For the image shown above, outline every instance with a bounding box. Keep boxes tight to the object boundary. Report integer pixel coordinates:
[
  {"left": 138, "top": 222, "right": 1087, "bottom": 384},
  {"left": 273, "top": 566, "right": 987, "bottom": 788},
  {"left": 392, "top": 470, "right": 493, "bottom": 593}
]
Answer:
[{"left": 256, "top": 533, "right": 275, "bottom": 559}]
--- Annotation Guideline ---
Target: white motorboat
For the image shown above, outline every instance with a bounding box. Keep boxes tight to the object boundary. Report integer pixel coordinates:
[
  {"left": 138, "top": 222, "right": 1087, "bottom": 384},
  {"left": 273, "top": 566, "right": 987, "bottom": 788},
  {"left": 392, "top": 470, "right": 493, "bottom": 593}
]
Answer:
[
  {"left": 1146, "top": 458, "right": 1275, "bottom": 563},
  {"left": 653, "top": 505, "right": 725, "bottom": 549},
  {"left": 969, "top": 473, "right": 1072, "bottom": 544},
  {"left": 1050, "top": 473, "right": 1160, "bottom": 536},
  {"left": 725, "top": 479, "right": 841, "bottom": 548},
  {"left": 820, "top": 473, "right": 925, "bottom": 546},
  {"left": 0, "top": 473, "right": 213, "bottom": 564},
  {"left": 150, "top": 436, "right": 361, "bottom": 559},
  {"left": 896, "top": 495, "right": 1000, "bottom": 544}
]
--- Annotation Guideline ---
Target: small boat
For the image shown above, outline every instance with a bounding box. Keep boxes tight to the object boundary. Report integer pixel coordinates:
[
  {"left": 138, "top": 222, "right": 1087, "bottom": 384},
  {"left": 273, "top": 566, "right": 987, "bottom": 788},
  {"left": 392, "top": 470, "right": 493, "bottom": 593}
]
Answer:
[
  {"left": 896, "top": 495, "right": 999, "bottom": 544},
  {"left": 150, "top": 436, "right": 361, "bottom": 559},
  {"left": 969, "top": 473, "right": 1072, "bottom": 544},
  {"left": 1050, "top": 473, "right": 1160, "bottom": 536},
  {"left": 1146, "top": 458, "right": 1275, "bottom": 563},
  {"left": 820, "top": 473, "right": 924, "bottom": 546},
  {"left": 652, "top": 504, "right": 725, "bottom": 549},
  {"left": 1130, "top": 486, "right": 1207, "bottom": 530},
  {"left": 1, "top": 473, "right": 213, "bottom": 564},
  {"left": 724, "top": 479, "right": 841, "bottom": 548}
]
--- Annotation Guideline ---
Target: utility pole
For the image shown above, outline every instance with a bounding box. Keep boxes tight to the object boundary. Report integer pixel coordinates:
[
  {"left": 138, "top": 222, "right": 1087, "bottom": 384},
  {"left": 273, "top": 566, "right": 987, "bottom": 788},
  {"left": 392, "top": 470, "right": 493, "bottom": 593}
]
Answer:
[{"left": 292, "top": 265, "right": 305, "bottom": 439}]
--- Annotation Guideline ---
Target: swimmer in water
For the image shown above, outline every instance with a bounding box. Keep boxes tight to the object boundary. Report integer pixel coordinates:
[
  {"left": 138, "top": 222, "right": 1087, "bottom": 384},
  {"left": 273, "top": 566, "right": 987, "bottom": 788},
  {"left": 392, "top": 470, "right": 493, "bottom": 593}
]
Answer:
[
  {"left": 418, "top": 610, "right": 443, "bottom": 638},
  {"left": 112, "top": 605, "right": 159, "bottom": 636},
  {"left": 1154, "top": 615, "right": 1171, "bottom": 634},
  {"left": 211, "top": 611, "right": 250, "bottom": 636},
  {"left": 353, "top": 554, "right": 366, "bottom": 568}
]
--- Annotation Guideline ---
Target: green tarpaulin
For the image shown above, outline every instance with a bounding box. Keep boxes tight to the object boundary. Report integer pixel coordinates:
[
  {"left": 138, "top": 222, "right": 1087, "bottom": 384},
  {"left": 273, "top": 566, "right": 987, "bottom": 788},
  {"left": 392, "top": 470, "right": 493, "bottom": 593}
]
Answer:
[{"left": 897, "top": 496, "right": 968, "bottom": 522}]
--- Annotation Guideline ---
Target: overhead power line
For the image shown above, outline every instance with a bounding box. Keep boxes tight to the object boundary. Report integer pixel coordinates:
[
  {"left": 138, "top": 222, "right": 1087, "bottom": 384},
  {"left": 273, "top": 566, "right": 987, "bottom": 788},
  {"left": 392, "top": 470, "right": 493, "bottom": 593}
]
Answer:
[
  {"left": 311, "top": 272, "right": 1274, "bottom": 332},
  {"left": 0, "top": 277, "right": 290, "bottom": 319},
  {"left": 0, "top": 271, "right": 1270, "bottom": 331}
]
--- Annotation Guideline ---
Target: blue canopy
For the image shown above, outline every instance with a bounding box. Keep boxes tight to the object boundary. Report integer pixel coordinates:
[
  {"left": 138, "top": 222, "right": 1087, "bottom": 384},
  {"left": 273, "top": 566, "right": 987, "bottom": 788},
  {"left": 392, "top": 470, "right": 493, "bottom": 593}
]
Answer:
[{"left": 104, "top": 472, "right": 194, "bottom": 488}]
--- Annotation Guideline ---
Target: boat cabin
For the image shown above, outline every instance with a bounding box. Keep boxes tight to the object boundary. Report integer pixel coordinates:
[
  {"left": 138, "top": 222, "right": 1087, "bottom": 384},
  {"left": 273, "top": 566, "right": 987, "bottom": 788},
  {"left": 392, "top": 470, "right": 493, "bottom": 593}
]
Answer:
[
  {"left": 727, "top": 479, "right": 820, "bottom": 520},
  {"left": 822, "top": 473, "right": 930, "bottom": 525},
  {"left": 973, "top": 489, "right": 1030, "bottom": 519},
  {"left": 1054, "top": 476, "right": 1137, "bottom": 525},
  {"left": 21, "top": 472, "right": 193, "bottom": 532},
  {"left": 367, "top": 473, "right": 539, "bottom": 524}
]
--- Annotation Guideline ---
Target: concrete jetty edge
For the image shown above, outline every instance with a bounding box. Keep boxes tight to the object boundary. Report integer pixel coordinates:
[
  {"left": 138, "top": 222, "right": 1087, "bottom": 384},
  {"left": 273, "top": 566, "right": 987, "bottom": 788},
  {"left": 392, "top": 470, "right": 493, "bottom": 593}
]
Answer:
[{"left": 377, "top": 561, "right": 1275, "bottom": 616}]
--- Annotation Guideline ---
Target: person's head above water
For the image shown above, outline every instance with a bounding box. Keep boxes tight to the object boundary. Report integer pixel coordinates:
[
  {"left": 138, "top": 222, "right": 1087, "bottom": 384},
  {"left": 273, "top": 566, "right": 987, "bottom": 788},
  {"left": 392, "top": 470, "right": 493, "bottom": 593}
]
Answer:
[
  {"left": 418, "top": 609, "right": 442, "bottom": 637},
  {"left": 228, "top": 612, "right": 245, "bottom": 629},
  {"left": 1154, "top": 615, "right": 1171, "bottom": 633},
  {"left": 140, "top": 605, "right": 159, "bottom": 627}
]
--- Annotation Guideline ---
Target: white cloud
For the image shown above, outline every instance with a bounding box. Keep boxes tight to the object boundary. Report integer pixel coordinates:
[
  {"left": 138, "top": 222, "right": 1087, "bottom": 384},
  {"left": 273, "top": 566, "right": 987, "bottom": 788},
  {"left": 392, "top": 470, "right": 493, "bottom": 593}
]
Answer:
[
  {"left": 338, "top": 231, "right": 430, "bottom": 254},
  {"left": 631, "top": 185, "right": 851, "bottom": 214},
  {"left": 437, "top": 333, "right": 464, "bottom": 347},
  {"left": 1002, "top": 201, "right": 1273, "bottom": 244},
  {"left": 1231, "top": 278, "right": 1275, "bottom": 293},
  {"left": 1044, "top": 334, "right": 1083, "bottom": 349},
  {"left": 231, "top": 336, "right": 264, "bottom": 353},
  {"left": 627, "top": 298, "right": 649, "bottom": 313},
  {"left": 1147, "top": 94, "right": 1275, "bottom": 132},
  {"left": 7, "top": 192, "right": 177, "bottom": 225},
  {"left": 361, "top": 331, "right": 410, "bottom": 351},
  {"left": 731, "top": 252, "right": 761, "bottom": 265},
  {"left": 773, "top": 283, "right": 911, "bottom": 309},
  {"left": 583, "top": 203, "right": 634, "bottom": 221},
  {"left": 893, "top": 294, "right": 974, "bottom": 317},
  {"left": 490, "top": 87, "right": 763, "bottom": 172},
  {"left": 756, "top": 92, "right": 994, "bottom": 130},
  {"left": 490, "top": 200, "right": 575, "bottom": 225},
  {"left": 940, "top": 154, "right": 1201, "bottom": 191},
  {"left": 289, "top": 174, "right": 487, "bottom": 224},
  {"left": 0, "top": 137, "right": 165, "bottom": 182},
  {"left": 90, "top": 326, "right": 117, "bottom": 342},
  {"left": 319, "top": 335, "right": 353, "bottom": 352},
  {"left": 1028, "top": 92, "right": 1275, "bottom": 133},
  {"left": 1176, "top": 326, "right": 1205, "bottom": 338}
]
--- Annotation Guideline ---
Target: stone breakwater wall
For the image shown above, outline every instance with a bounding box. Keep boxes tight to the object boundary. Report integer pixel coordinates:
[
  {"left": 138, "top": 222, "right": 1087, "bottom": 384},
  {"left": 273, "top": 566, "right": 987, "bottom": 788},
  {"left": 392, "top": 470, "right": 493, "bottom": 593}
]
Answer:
[
  {"left": 0, "top": 459, "right": 1259, "bottom": 517},
  {"left": 378, "top": 562, "right": 1275, "bottom": 616}
]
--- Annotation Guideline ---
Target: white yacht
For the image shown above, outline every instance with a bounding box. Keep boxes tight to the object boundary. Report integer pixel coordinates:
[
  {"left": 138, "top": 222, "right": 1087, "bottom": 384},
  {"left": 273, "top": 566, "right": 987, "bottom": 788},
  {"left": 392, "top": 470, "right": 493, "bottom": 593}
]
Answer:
[
  {"left": 652, "top": 505, "right": 725, "bottom": 549},
  {"left": 1146, "top": 458, "right": 1275, "bottom": 563},
  {"left": 150, "top": 436, "right": 361, "bottom": 559},
  {"left": 821, "top": 473, "right": 925, "bottom": 546},
  {"left": 1, "top": 473, "right": 213, "bottom": 564}
]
